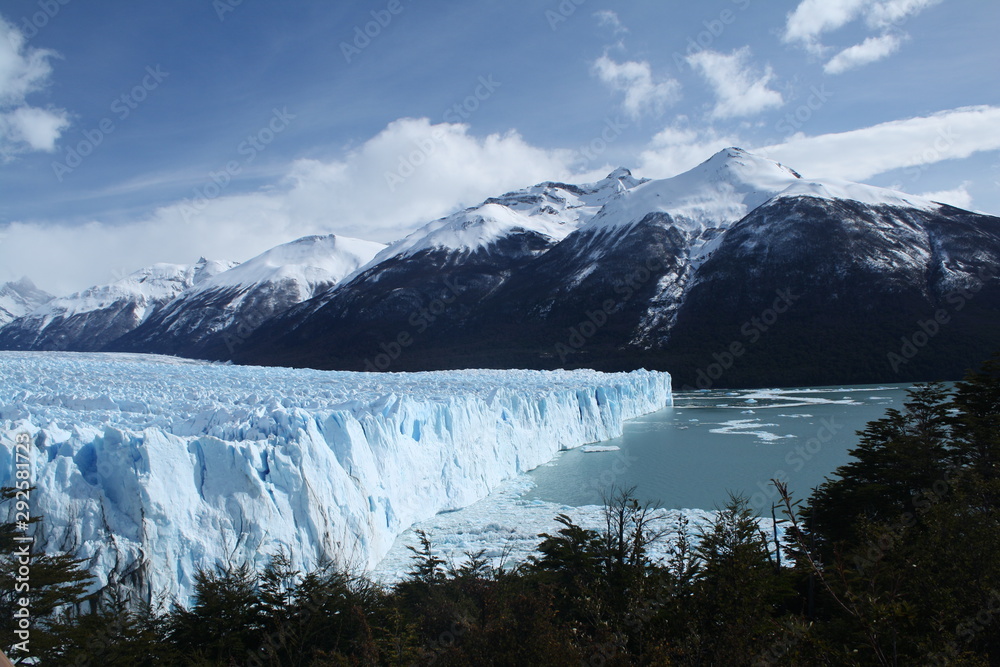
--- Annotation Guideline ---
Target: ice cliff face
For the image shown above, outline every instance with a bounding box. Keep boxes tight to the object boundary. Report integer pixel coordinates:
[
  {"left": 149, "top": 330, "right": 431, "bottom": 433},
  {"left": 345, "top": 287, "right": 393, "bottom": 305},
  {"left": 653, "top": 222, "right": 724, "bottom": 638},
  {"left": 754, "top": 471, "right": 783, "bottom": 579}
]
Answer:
[{"left": 0, "top": 352, "right": 671, "bottom": 604}]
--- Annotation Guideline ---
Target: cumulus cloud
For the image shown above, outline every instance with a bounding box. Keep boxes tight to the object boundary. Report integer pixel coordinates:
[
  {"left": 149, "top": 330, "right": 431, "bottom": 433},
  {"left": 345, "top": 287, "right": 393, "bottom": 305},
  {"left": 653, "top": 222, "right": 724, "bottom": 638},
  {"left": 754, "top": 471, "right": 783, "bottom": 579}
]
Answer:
[
  {"left": 0, "top": 16, "right": 69, "bottom": 157},
  {"left": 592, "top": 55, "right": 681, "bottom": 120},
  {"left": 783, "top": 0, "right": 942, "bottom": 71},
  {"left": 0, "top": 118, "right": 588, "bottom": 294},
  {"left": 637, "top": 122, "right": 741, "bottom": 178},
  {"left": 686, "top": 48, "right": 784, "bottom": 119},
  {"left": 824, "top": 34, "right": 904, "bottom": 74},
  {"left": 7, "top": 105, "right": 999, "bottom": 295},
  {"left": 783, "top": 0, "right": 870, "bottom": 47}
]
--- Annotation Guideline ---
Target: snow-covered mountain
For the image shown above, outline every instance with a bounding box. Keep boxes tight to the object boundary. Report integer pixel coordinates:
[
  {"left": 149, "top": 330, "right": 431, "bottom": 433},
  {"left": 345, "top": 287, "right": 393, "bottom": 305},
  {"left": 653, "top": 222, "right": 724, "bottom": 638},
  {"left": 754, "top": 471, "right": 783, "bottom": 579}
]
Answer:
[
  {"left": 4, "top": 148, "right": 998, "bottom": 386},
  {"left": 0, "top": 277, "right": 53, "bottom": 327},
  {"left": 239, "top": 148, "right": 1000, "bottom": 387},
  {"left": 242, "top": 169, "right": 647, "bottom": 370},
  {"left": 0, "top": 260, "right": 236, "bottom": 352},
  {"left": 0, "top": 352, "right": 671, "bottom": 603},
  {"left": 111, "top": 234, "right": 385, "bottom": 358}
]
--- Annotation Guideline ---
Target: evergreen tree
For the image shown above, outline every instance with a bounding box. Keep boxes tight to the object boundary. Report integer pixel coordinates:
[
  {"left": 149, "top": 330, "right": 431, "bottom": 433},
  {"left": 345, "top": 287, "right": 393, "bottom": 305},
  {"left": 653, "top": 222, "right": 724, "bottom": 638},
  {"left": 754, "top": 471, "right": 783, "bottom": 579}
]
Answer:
[
  {"left": 0, "top": 488, "right": 93, "bottom": 661},
  {"left": 808, "top": 382, "right": 953, "bottom": 549},
  {"left": 686, "top": 493, "right": 788, "bottom": 665}
]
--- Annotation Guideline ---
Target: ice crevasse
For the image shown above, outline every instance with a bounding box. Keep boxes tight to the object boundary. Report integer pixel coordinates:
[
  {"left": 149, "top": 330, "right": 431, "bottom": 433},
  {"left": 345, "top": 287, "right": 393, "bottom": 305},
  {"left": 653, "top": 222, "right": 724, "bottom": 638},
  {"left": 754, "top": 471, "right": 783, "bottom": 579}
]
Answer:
[{"left": 0, "top": 352, "right": 672, "bottom": 604}]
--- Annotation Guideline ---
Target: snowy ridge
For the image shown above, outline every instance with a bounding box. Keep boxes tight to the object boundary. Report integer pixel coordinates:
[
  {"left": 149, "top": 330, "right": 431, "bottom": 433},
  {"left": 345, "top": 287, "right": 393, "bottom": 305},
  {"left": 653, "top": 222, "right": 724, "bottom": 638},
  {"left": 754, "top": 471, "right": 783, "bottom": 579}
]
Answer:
[
  {"left": 0, "top": 352, "right": 671, "bottom": 603},
  {"left": 201, "top": 234, "right": 385, "bottom": 298},
  {"left": 587, "top": 148, "right": 802, "bottom": 236},
  {"left": 0, "top": 278, "right": 53, "bottom": 327},
  {"left": 371, "top": 168, "right": 647, "bottom": 262},
  {"left": 28, "top": 260, "right": 235, "bottom": 329},
  {"left": 772, "top": 177, "right": 940, "bottom": 212}
]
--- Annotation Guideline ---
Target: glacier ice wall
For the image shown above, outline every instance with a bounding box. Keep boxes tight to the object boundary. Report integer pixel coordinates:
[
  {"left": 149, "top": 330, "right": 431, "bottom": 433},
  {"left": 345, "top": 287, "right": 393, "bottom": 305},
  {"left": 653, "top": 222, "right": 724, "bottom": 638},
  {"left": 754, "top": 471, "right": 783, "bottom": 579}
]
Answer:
[{"left": 0, "top": 352, "right": 671, "bottom": 603}]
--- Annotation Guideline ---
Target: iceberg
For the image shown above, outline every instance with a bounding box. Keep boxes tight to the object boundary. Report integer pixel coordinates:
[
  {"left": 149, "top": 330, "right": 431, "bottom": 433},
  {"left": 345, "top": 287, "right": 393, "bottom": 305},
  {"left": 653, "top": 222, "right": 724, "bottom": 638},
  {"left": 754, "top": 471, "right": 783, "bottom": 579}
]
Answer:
[{"left": 0, "top": 352, "right": 671, "bottom": 603}]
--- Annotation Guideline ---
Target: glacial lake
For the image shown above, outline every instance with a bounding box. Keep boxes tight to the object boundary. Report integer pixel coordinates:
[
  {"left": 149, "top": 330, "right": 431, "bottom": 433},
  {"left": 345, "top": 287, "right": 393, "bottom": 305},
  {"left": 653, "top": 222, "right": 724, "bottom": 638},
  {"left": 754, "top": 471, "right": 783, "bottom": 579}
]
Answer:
[{"left": 525, "top": 384, "right": 913, "bottom": 514}]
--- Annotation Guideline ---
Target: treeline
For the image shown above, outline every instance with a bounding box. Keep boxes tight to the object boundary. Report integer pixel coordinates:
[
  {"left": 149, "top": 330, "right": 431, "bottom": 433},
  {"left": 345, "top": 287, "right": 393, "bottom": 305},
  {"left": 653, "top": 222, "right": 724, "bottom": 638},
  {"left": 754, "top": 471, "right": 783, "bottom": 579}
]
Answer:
[{"left": 2, "top": 357, "right": 1000, "bottom": 665}]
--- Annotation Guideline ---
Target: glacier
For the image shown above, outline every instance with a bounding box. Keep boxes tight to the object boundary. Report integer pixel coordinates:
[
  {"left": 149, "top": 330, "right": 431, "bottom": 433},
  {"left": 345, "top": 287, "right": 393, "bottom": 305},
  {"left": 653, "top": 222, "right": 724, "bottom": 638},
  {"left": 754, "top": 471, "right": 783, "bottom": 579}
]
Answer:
[{"left": 0, "top": 352, "right": 671, "bottom": 604}]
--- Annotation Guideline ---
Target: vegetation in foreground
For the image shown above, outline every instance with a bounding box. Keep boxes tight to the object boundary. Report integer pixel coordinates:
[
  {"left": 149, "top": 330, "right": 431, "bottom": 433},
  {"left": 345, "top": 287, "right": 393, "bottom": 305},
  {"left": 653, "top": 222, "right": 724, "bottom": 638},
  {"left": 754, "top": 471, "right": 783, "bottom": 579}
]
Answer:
[{"left": 2, "top": 356, "right": 999, "bottom": 665}]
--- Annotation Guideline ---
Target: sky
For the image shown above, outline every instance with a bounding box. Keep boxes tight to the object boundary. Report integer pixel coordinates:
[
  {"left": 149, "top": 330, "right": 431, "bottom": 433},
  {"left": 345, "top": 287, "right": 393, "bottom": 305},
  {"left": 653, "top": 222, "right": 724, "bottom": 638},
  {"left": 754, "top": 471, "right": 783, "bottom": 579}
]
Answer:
[{"left": 1, "top": 0, "right": 998, "bottom": 294}]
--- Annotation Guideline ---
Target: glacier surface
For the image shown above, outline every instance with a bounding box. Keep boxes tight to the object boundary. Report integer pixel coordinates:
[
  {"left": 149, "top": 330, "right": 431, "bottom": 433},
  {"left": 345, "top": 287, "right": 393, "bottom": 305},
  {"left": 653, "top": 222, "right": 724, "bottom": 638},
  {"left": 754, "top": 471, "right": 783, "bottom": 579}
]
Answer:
[{"left": 0, "top": 352, "right": 671, "bottom": 603}]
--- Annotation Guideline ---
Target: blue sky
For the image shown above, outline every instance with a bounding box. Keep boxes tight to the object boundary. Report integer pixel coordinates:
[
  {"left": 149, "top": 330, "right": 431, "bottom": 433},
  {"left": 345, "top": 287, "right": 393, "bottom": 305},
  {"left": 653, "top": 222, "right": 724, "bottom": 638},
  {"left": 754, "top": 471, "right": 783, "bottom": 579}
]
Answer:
[{"left": 1, "top": 0, "right": 999, "bottom": 293}]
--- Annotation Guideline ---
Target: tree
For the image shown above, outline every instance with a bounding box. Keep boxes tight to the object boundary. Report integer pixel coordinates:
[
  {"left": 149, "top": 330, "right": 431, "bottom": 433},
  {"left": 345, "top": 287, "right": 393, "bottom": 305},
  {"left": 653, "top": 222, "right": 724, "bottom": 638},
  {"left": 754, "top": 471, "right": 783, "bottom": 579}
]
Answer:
[
  {"left": 808, "top": 382, "right": 953, "bottom": 549},
  {"left": 687, "top": 493, "right": 789, "bottom": 665},
  {"left": 0, "top": 487, "right": 94, "bottom": 661},
  {"left": 167, "top": 562, "right": 267, "bottom": 663}
]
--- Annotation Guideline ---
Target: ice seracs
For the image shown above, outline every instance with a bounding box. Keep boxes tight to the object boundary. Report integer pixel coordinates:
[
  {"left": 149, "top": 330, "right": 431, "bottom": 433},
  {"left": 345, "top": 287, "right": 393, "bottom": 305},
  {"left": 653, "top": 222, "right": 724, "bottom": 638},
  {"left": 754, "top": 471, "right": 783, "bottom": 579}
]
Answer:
[{"left": 0, "top": 352, "right": 672, "bottom": 604}]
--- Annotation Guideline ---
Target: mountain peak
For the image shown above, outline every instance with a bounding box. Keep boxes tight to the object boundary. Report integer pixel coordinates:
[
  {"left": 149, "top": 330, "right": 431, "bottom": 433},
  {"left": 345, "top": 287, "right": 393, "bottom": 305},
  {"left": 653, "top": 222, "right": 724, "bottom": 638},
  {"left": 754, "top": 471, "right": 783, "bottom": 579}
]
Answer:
[
  {"left": 6, "top": 276, "right": 37, "bottom": 291},
  {"left": 600, "top": 166, "right": 646, "bottom": 190},
  {"left": 702, "top": 147, "right": 802, "bottom": 180},
  {"left": 587, "top": 147, "right": 804, "bottom": 235},
  {"left": 0, "top": 277, "right": 54, "bottom": 326},
  {"left": 202, "top": 234, "right": 385, "bottom": 292}
]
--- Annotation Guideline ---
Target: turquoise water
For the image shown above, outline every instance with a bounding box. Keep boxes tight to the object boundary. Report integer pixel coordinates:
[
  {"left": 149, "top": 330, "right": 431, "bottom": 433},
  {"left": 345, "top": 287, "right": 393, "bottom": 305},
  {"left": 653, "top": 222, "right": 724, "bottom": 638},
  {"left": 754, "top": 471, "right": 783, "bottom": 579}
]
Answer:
[{"left": 526, "top": 385, "right": 911, "bottom": 513}]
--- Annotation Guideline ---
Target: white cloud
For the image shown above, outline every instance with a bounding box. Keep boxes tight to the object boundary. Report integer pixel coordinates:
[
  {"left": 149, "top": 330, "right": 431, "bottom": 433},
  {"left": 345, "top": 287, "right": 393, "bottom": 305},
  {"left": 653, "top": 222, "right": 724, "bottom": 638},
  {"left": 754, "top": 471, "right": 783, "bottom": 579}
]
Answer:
[
  {"left": 686, "top": 48, "right": 784, "bottom": 119},
  {"left": 758, "top": 106, "right": 1000, "bottom": 181},
  {"left": 638, "top": 106, "right": 1000, "bottom": 189},
  {"left": 824, "top": 34, "right": 904, "bottom": 74},
  {"left": 637, "top": 123, "right": 741, "bottom": 178},
  {"left": 0, "top": 118, "right": 587, "bottom": 294},
  {"left": 594, "top": 10, "right": 628, "bottom": 35},
  {"left": 919, "top": 183, "right": 973, "bottom": 209},
  {"left": 0, "top": 16, "right": 69, "bottom": 157},
  {"left": 592, "top": 55, "right": 681, "bottom": 120},
  {"left": 1, "top": 105, "right": 69, "bottom": 151},
  {"left": 866, "top": 0, "right": 943, "bottom": 29},
  {"left": 783, "top": 0, "right": 870, "bottom": 46},
  {"left": 8, "top": 106, "right": 1000, "bottom": 295},
  {"left": 784, "top": 0, "right": 941, "bottom": 70}
]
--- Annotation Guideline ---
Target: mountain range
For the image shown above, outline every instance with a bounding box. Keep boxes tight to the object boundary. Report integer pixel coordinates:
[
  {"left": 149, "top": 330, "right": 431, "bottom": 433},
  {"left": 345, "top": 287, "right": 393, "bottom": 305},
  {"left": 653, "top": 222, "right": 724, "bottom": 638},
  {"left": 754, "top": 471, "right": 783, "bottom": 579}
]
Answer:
[{"left": 2, "top": 148, "right": 997, "bottom": 388}]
